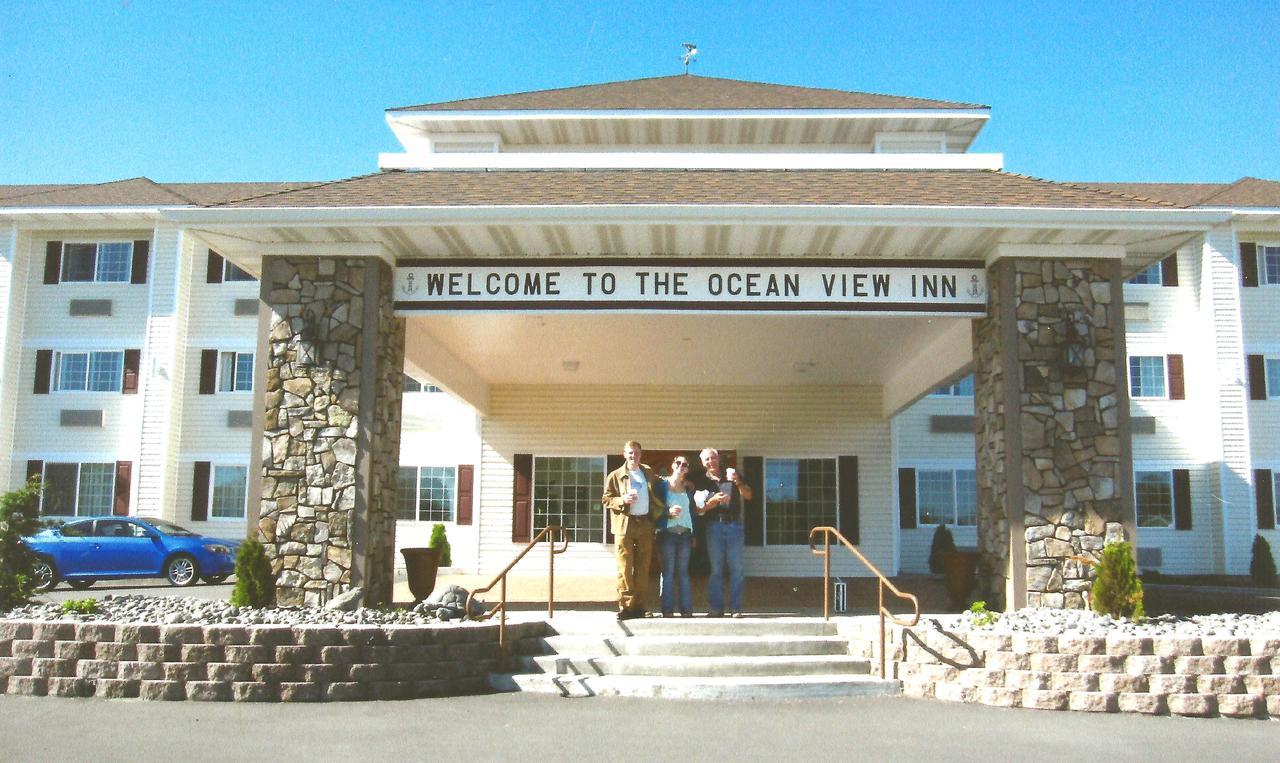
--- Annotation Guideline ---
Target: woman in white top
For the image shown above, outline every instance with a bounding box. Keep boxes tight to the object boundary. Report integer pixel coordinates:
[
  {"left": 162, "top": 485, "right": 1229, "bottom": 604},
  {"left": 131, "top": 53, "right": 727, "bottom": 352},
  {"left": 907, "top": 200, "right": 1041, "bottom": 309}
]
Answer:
[{"left": 655, "top": 455, "right": 697, "bottom": 617}]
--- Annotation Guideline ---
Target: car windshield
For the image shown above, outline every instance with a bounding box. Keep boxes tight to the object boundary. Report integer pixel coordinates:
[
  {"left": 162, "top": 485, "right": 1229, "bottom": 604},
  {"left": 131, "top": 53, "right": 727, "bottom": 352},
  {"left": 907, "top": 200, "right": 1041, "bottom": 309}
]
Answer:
[{"left": 147, "top": 520, "right": 196, "bottom": 536}]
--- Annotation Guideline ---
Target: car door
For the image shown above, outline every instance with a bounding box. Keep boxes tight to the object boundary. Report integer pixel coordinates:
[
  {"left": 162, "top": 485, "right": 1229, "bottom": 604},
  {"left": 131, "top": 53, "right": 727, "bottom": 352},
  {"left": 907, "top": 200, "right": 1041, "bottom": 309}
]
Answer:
[
  {"left": 51, "top": 520, "right": 97, "bottom": 576},
  {"left": 88, "top": 519, "right": 163, "bottom": 576}
]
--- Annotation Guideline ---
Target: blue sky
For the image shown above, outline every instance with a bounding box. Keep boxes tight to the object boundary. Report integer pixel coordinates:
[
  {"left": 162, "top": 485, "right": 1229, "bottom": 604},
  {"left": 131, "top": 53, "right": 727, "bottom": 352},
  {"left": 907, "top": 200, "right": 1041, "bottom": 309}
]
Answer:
[{"left": 1, "top": 1, "right": 1276, "bottom": 185}]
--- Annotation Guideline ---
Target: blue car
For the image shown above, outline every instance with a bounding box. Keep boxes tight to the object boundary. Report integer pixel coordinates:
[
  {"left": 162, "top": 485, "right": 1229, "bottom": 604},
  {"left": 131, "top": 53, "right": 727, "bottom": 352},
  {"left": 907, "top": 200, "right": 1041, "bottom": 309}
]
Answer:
[{"left": 22, "top": 517, "right": 240, "bottom": 591}]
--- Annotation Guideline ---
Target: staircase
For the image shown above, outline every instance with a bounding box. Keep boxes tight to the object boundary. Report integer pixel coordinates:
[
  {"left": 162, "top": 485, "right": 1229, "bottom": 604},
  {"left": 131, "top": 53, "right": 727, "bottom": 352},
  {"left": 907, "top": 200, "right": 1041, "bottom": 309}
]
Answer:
[{"left": 489, "top": 613, "right": 901, "bottom": 700}]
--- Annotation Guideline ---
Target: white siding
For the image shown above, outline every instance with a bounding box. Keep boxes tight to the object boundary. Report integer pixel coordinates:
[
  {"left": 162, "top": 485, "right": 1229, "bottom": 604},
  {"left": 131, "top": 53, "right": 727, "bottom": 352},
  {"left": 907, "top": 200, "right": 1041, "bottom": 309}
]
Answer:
[{"left": 0, "top": 226, "right": 30, "bottom": 490}]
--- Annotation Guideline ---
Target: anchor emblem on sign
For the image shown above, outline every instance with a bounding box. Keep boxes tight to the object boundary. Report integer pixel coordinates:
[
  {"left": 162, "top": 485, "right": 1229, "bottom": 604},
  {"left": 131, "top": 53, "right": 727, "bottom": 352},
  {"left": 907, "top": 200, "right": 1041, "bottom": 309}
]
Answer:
[
  {"left": 966, "top": 274, "right": 984, "bottom": 299},
  {"left": 403, "top": 272, "right": 418, "bottom": 295}
]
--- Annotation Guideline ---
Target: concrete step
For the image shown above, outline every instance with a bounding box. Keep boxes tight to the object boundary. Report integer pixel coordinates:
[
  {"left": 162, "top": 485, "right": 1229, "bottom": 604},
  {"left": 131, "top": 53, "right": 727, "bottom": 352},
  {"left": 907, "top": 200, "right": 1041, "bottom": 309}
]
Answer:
[
  {"left": 489, "top": 672, "right": 901, "bottom": 700},
  {"left": 612, "top": 616, "right": 839, "bottom": 638},
  {"left": 520, "top": 653, "right": 872, "bottom": 678},
  {"left": 528, "top": 634, "right": 851, "bottom": 658}
]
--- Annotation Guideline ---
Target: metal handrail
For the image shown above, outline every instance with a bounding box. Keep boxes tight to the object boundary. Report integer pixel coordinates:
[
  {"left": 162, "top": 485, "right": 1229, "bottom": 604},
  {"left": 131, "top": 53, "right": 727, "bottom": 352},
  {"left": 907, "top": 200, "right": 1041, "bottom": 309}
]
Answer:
[
  {"left": 809, "top": 526, "right": 921, "bottom": 679},
  {"left": 465, "top": 525, "right": 570, "bottom": 652}
]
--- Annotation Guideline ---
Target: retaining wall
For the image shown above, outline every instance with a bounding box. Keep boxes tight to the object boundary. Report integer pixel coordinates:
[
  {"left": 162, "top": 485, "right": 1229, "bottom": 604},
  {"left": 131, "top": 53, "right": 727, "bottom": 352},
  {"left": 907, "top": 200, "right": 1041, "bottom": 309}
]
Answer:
[{"left": 0, "top": 619, "right": 546, "bottom": 701}]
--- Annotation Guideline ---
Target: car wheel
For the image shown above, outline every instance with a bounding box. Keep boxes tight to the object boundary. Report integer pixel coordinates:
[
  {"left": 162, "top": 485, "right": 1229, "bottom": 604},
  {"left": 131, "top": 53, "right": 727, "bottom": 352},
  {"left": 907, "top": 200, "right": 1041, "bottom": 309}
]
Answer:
[
  {"left": 165, "top": 555, "right": 199, "bottom": 587},
  {"left": 203, "top": 574, "right": 228, "bottom": 585},
  {"left": 68, "top": 579, "right": 96, "bottom": 590},
  {"left": 31, "top": 557, "right": 58, "bottom": 592}
]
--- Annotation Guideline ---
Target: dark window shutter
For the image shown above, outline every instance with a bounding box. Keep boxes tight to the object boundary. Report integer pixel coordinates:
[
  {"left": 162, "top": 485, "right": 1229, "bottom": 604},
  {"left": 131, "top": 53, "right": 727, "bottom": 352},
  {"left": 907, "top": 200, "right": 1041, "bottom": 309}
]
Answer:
[
  {"left": 43, "top": 241, "right": 62, "bottom": 285},
  {"left": 34, "top": 349, "right": 53, "bottom": 394},
  {"left": 122, "top": 349, "right": 141, "bottom": 394},
  {"left": 512, "top": 453, "right": 532, "bottom": 543},
  {"left": 898, "top": 468, "right": 918, "bottom": 529},
  {"left": 26, "top": 460, "right": 44, "bottom": 485},
  {"left": 456, "top": 464, "right": 474, "bottom": 525},
  {"left": 199, "top": 349, "right": 218, "bottom": 394},
  {"left": 742, "top": 456, "right": 763, "bottom": 547},
  {"left": 1256, "top": 469, "right": 1276, "bottom": 531},
  {"left": 130, "top": 240, "right": 150, "bottom": 285},
  {"left": 1172, "top": 469, "right": 1192, "bottom": 530},
  {"left": 1241, "top": 242, "right": 1259, "bottom": 287},
  {"left": 838, "top": 456, "right": 859, "bottom": 545},
  {"left": 191, "top": 461, "right": 210, "bottom": 522},
  {"left": 1167, "top": 355, "right": 1185, "bottom": 400},
  {"left": 604, "top": 454, "right": 623, "bottom": 545},
  {"left": 207, "top": 250, "right": 224, "bottom": 284},
  {"left": 1247, "top": 355, "right": 1267, "bottom": 401},
  {"left": 1160, "top": 255, "right": 1179, "bottom": 287},
  {"left": 113, "top": 461, "right": 132, "bottom": 516}
]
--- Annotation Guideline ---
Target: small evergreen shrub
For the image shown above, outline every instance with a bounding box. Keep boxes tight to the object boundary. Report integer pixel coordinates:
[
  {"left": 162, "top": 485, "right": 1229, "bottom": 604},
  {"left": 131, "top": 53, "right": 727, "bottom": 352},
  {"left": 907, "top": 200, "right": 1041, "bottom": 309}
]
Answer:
[
  {"left": 1250, "top": 534, "right": 1277, "bottom": 588},
  {"left": 61, "top": 598, "right": 98, "bottom": 615},
  {"left": 928, "top": 524, "right": 956, "bottom": 574},
  {"left": 0, "top": 477, "right": 46, "bottom": 611},
  {"left": 1090, "top": 541, "right": 1145, "bottom": 620},
  {"left": 230, "top": 538, "right": 276, "bottom": 608},
  {"left": 429, "top": 523, "right": 452, "bottom": 567}
]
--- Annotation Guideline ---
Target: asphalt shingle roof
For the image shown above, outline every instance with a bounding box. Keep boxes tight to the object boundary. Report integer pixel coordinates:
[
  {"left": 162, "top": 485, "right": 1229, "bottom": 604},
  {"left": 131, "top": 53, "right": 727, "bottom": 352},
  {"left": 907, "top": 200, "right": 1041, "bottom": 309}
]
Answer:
[
  {"left": 1076, "top": 177, "right": 1280, "bottom": 208},
  {"left": 0, "top": 178, "right": 318, "bottom": 208}
]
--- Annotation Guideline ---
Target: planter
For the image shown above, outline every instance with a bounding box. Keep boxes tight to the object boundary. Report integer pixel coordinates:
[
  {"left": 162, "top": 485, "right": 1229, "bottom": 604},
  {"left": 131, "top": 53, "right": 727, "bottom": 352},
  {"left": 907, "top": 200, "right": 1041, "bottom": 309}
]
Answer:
[
  {"left": 939, "top": 550, "right": 980, "bottom": 611},
  {"left": 401, "top": 547, "right": 442, "bottom": 603}
]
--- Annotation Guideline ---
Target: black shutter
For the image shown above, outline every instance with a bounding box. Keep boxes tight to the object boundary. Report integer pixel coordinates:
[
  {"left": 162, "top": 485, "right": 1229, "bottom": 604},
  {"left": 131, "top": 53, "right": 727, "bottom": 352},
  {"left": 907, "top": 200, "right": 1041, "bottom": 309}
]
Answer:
[
  {"left": 1167, "top": 355, "right": 1185, "bottom": 400},
  {"left": 838, "top": 456, "right": 859, "bottom": 545},
  {"left": 113, "top": 461, "right": 132, "bottom": 516},
  {"left": 130, "top": 240, "right": 149, "bottom": 284},
  {"left": 1160, "top": 255, "right": 1179, "bottom": 287},
  {"left": 191, "top": 462, "right": 210, "bottom": 522},
  {"left": 199, "top": 349, "right": 218, "bottom": 394},
  {"left": 604, "top": 454, "right": 623, "bottom": 545},
  {"left": 1256, "top": 469, "right": 1276, "bottom": 531},
  {"left": 33, "top": 350, "right": 53, "bottom": 394},
  {"left": 1172, "top": 469, "right": 1192, "bottom": 530},
  {"left": 1241, "top": 243, "right": 1259, "bottom": 288},
  {"left": 43, "top": 241, "right": 62, "bottom": 284},
  {"left": 122, "top": 349, "right": 141, "bottom": 394},
  {"left": 742, "top": 456, "right": 763, "bottom": 547},
  {"left": 1247, "top": 355, "right": 1267, "bottom": 401},
  {"left": 898, "top": 468, "right": 917, "bottom": 529},
  {"left": 456, "top": 464, "right": 474, "bottom": 525},
  {"left": 207, "top": 250, "right": 224, "bottom": 284},
  {"left": 512, "top": 454, "right": 532, "bottom": 543}
]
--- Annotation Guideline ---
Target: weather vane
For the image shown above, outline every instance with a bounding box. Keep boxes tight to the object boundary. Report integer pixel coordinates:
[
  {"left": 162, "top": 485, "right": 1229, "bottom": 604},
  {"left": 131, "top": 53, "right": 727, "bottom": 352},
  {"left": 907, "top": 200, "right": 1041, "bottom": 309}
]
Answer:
[{"left": 681, "top": 42, "right": 698, "bottom": 74}]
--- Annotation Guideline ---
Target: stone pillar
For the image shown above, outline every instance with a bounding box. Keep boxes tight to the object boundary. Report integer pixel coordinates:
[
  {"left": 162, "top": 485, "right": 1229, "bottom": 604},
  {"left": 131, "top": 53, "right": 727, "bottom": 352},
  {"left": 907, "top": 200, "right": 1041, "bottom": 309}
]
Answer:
[
  {"left": 973, "top": 257, "right": 1135, "bottom": 610},
  {"left": 256, "top": 256, "right": 406, "bottom": 607}
]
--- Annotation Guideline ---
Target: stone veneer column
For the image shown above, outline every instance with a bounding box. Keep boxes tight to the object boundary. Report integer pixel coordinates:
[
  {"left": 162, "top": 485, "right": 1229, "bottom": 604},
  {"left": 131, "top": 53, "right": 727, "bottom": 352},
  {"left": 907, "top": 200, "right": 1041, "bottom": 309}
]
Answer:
[
  {"left": 255, "top": 256, "right": 406, "bottom": 607},
  {"left": 973, "top": 257, "right": 1135, "bottom": 610}
]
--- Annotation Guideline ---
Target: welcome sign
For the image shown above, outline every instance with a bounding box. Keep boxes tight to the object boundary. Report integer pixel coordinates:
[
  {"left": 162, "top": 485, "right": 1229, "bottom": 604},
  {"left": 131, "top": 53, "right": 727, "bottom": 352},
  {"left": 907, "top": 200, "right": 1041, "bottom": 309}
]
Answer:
[{"left": 393, "top": 258, "right": 987, "bottom": 316}]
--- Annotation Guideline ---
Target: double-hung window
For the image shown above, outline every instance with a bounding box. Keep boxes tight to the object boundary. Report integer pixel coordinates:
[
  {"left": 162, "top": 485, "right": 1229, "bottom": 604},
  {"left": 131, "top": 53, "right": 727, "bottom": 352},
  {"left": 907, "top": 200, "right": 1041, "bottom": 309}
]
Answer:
[
  {"left": 1262, "top": 245, "right": 1280, "bottom": 286},
  {"left": 1135, "top": 471, "right": 1174, "bottom": 528},
  {"left": 1129, "top": 356, "right": 1167, "bottom": 399},
  {"left": 403, "top": 375, "right": 442, "bottom": 393},
  {"left": 397, "top": 466, "right": 456, "bottom": 522},
  {"left": 915, "top": 468, "right": 977, "bottom": 526},
  {"left": 218, "top": 352, "right": 254, "bottom": 392},
  {"left": 223, "top": 260, "right": 255, "bottom": 282},
  {"left": 931, "top": 375, "right": 974, "bottom": 397},
  {"left": 1126, "top": 264, "right": 1161, "bottom": 285},
  {"left": 60, "top": 242, "right": 132, "bottom": 283},
  {"left": 40, "top": 462, "right": 115, "bottom": 516},
  {"left": 533, "top": 457, "right": 605, "bottom": 542},
  {"left": 54, "top": 351, "right": 124, "bottom": 392},
  {"left": 1269, "top": 359, "right": 1280, "bottom": 399},
  {"left": 763, "top": 458, "right": 837, "bottom": 545},
  {"left": 210, "top": 465, "right": 249, "bottom": 519}
]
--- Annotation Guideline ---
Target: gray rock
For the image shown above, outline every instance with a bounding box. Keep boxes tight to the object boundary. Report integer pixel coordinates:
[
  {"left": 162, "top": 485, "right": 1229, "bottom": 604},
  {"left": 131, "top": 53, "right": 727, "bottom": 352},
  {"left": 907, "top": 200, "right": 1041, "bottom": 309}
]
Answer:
[{"left": 325, "top": 587, "right": 365, "bottom": 611}]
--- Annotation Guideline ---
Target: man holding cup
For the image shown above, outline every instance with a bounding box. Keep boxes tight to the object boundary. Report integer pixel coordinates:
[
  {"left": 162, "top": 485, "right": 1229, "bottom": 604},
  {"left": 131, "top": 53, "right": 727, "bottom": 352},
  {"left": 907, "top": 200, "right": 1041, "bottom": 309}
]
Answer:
[
  {"left": 602, "top": 440, "right": 666, "bottom": 620},
  {"left": 694, "top": 448, "right": 753, "bottom": 617}
]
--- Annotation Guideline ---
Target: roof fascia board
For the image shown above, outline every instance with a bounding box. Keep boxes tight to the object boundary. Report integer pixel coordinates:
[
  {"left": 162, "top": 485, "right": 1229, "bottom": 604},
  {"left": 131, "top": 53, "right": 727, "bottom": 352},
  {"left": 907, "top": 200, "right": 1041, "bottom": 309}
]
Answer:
[{"left": 387, "top": 108, "right": 991, "bottom": 122}]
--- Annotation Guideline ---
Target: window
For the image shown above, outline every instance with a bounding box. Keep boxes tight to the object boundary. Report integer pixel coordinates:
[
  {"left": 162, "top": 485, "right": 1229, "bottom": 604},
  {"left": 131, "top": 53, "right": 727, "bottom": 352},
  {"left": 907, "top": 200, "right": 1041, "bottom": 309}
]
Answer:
[
  {"left": 210, "top": 465, "right": 248, "bottom": 519},
  {"left": 40, "top": 462, "right": 115, "bottom": 516},
  {"left": 1268, "top": 358, "right": 1280, "bottom": 399},
  {"left": 534, "top": 457, "right": 605, "bottom": 543},
  {"left": 60, "top": 242, "right": 132, "bottom": 283},
  {"left": 915, "top": 469, "right": 977, "bottom": 526},
  {"left": 1262, "top": 245, "right": 1280, "bottom": 286},
  {"left": 764, "top": 458, "right": 837, "bottom": 545},
  {"left": 218, "top": 352, "right": 253, "bottom": 392},
  {"left": 1127, "top": 264, "right": 1161, "bottom": 285},
  {"left": 54, "top": 351, "right": 124, "bottom": 392},
  {"left": 403, "top": 375, "right": 441, "bottom": 393},
  {"left": 223, "top": 260, "right": 255, "bottom": 282},
  {"left": 932, "top": 375, "right": 974, "bottom": 397},
  {"left": 1129, "top": 356, "right": 1167, "bottom": 398},
  {"left": 1135, "top": 471, "right": 1174, "bottom": 528},
  {"left": 397, "top": 466, "right": 456, "bottom": 522},
  {"left": 1275, "top": 472, "right": 1280, "bottom": 527}
]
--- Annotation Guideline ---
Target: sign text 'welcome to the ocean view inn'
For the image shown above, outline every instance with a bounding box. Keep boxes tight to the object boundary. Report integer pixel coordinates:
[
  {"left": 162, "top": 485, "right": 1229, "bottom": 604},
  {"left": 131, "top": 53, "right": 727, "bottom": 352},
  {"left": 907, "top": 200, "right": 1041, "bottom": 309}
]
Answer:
[{"left": 393, "top": 258, "right": 987, "bottom": 316}]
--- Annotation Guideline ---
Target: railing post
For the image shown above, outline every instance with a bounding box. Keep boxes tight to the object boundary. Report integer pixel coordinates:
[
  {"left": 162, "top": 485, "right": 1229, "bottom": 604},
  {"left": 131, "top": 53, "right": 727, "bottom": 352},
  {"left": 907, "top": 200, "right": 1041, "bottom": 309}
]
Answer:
[
  {"left": 878, "top": 582, "right": 886, "bottom": 680},
  {"left": 823, "top": 531, "right": 831, "bottom": 621},
  {"left": 548, "top": 531, "right": 555, "bottom": 619},
  {"left": 499, "top": 577, "right": 507, "bottom": 654}
]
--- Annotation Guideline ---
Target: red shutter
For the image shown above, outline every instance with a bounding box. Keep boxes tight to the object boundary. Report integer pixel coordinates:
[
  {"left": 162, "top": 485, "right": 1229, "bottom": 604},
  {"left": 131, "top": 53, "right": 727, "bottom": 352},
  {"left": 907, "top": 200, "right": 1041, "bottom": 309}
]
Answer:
[
  {"left": 1172, "top": 469, "right": 1192, "bottom": 530},
  {"left": 34, "top": 349, "right": 53, "bottom": 394},
  {"left": 44, "top": 241, "right": 62, "bottom": 285},
  {"left": 511, "top": 454, "right": 532, "bottom": 543},
  {"left": 207, "top": 250, "right": 224, "bottom": 284},
  {"left": 1160, "top": 255, "right": 1179, "bottom": 287},
  {"left": 1167, "top": 355, "right": 1185, "bottom": 400},
  {"left": 742, "top": 456, "right": 763, "bottom": 547},
  {"left": 130, "top": 240, "right": 149, "bottom": 285},
  {"left": 191, "top": 462, "right": 210, "bottom": 522},
  {"left": 1256, "top": 469, "right": 1276, "bottom": 531},
  {"left": 1241, "top": 242, "right": 1259, "bottom": 288},
  {"left": 604, "top": 454, "right": 623, "bottom": 545},
  {"left": 838, "top": 456, "right": 859, "bottom": 545},
  {"left": 898, "top": 468, "right": 918, "bottom": 529},
  {"left": 456, "top": 464, "right": 474, "bottom": 525},
  {"left": 122, "top": 349, "right": 141, "bottom": 394},
  {"left": 1247, "top": 355, "right": 1267, "bottom": 401},
  {"left": 199, "top": 349, "right": 218, "bottom": 394},
  {"left": 113, "top": 461, "right": 132, "bottom": 516},
  {"left": 26, "top": 460, "right": 44, "bottom": 485}
]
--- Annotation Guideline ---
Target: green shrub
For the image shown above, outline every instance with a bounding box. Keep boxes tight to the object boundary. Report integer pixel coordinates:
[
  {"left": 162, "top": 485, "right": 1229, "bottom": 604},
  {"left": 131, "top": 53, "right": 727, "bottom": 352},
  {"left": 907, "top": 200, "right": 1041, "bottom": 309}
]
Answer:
[
  {"left": 1250, "top": 534, "right": 1277, "bottom": 588},
  {"left": 968, "top": 600, "right": 999, "bottom": 627},
  {"left": 1090, "top": 541, "right": 1145, "bottom": 620},
  {"left": 928, "top": 524, "right": 956, "bottom": 574},
  {"left": 429, "top": 523, "right": 452, "bottom": 567},
  {"left": 0, "top": 477, "right": 46, "bottom": 611},
  {"left": 230, "top": 538, "right": 276, "bottom": 608},
  {"left": 61, "top": 598, "right": 98, "bottom": 615}
]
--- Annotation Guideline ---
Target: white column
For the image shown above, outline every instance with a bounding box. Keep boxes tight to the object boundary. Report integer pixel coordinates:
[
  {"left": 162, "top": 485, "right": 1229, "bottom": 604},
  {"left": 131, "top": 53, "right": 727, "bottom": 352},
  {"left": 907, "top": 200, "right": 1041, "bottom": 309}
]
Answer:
[{"left": 0, "top": 225, "right": 32, "bottom": 489}]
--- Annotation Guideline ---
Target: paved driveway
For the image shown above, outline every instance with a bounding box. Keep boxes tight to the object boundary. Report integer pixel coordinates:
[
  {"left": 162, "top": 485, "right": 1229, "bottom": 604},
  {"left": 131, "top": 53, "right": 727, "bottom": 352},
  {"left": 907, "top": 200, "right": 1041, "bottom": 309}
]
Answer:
[{"left": 32, "top": 579, "right": 235, "bottom": 604}]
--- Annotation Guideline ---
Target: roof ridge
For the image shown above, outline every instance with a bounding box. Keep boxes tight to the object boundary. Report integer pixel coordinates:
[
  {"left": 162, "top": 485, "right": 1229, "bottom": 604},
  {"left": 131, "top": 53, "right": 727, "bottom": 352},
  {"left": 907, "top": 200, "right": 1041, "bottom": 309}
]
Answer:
[
  {"left": 1194, "top": 177, "right": 1255, "bottom": 206},
  {"left": 205, "top": 174, "right": 377, "bottom": 207},
  {"left": 1037, "top": 177, "right": 1180, "bottom": 208}
]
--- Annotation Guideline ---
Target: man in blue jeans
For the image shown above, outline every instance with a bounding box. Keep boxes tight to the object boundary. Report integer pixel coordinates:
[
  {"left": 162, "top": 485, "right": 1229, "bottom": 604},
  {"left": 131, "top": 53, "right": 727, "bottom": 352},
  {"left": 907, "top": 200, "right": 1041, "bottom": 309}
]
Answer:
[{"left": 694, "top": 448, "right": 753, "bottom": 617}]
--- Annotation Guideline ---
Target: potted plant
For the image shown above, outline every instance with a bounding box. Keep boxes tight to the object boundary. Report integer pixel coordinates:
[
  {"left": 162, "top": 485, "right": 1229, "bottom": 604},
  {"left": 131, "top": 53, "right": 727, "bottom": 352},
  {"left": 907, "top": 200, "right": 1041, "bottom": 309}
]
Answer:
[{"left": 400, "top": 547, "right": 442, "bottom": 603}]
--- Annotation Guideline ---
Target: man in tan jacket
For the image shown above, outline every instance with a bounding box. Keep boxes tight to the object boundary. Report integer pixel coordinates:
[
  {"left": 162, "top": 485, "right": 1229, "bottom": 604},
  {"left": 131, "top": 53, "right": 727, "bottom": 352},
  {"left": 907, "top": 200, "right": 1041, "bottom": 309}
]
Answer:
[{"left": 602, "top": 440, "right": 666, "bottom": 620}]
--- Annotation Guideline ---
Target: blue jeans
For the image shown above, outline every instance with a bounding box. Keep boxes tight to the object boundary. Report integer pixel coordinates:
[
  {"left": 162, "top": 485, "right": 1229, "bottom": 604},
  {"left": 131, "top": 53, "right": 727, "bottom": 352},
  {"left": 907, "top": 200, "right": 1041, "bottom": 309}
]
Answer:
[
  {"left": 658, "top": 531, "right": 693, "bottom": 615},
  {"left": 705, "top": 520, "right": 745, "bottom": 613}
]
